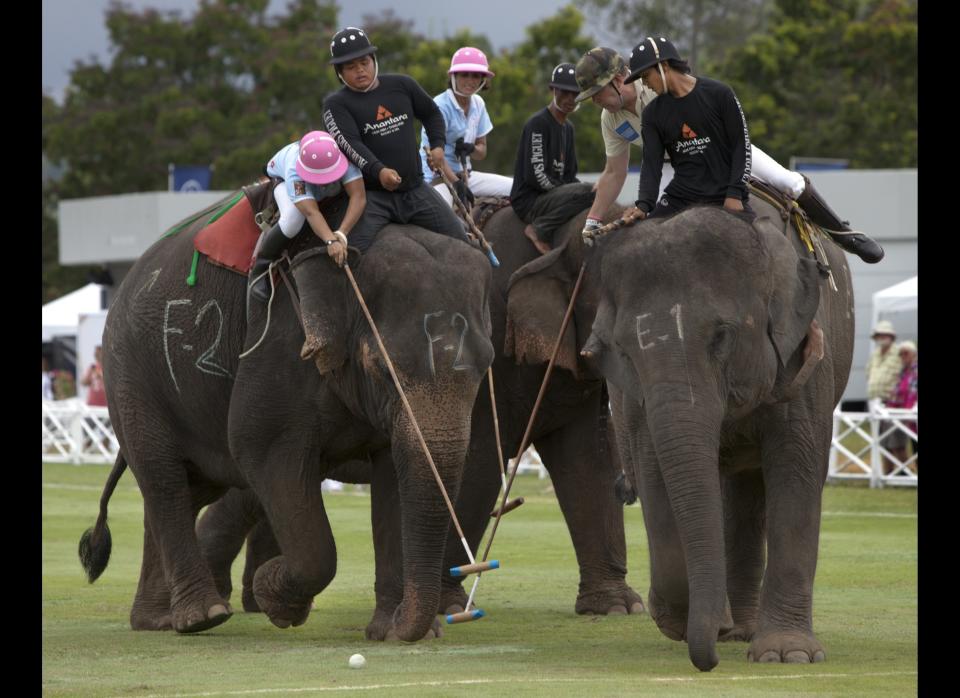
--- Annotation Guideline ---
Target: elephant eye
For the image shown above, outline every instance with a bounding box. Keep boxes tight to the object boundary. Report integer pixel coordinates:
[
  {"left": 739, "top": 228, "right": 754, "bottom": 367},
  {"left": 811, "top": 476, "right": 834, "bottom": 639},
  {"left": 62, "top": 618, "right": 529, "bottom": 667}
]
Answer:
[{"left": 709, "top": 323, "right": 736, "bottom": 360}]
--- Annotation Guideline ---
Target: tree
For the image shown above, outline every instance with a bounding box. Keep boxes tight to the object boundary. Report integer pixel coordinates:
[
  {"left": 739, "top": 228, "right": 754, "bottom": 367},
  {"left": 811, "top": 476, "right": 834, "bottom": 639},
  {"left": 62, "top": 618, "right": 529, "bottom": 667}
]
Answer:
[
  {"left": 582, "top": 0, "right": 772, "bottom": 71},
  {"left": 720, "top": 0, "right": 917, "bottom": 168}
]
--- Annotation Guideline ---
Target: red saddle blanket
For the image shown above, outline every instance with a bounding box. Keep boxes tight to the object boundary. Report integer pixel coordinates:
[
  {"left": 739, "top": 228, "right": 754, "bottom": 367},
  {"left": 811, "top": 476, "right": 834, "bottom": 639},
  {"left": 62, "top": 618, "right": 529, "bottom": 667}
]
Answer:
[{"left": 193, "top": 179, "right": 275, "bottom": 274}]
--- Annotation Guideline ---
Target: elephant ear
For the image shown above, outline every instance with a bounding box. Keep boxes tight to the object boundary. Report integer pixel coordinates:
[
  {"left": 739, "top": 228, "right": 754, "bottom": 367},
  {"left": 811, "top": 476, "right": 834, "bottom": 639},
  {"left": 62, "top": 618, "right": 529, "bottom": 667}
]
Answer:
[
  {"left": 290, "top": 249, "right": 349, "bottom": 375},
  {"left": 504, "top": 240, "right": 580, "bottom": 375},
  {"left": 581, "top": 296, "right": 643, "bottom": 403},
  {"left": 765, "top": 234, "right": 822, "bottom": 393}
]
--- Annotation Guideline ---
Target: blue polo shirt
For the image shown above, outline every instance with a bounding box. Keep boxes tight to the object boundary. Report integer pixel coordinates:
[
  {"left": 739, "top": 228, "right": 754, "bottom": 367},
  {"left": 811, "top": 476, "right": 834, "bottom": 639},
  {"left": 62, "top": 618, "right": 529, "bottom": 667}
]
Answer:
[
  {"left": 266, "top": 142, "right": 362, "bottom": 204},
  {"left": 419, "top": 89, "right": 494, "bottom": 180}
]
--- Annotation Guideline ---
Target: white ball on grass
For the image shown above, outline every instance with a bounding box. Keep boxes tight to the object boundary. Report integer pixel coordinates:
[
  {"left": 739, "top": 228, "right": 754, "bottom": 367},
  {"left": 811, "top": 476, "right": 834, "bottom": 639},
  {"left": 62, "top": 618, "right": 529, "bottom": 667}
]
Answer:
[{"left": 348, "top": 653, "right": 366, "bottom": 669}]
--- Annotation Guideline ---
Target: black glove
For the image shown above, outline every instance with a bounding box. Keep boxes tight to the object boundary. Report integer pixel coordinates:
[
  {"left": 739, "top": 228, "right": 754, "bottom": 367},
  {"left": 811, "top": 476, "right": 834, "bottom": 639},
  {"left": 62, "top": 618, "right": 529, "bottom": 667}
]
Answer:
[
  {"left": 454, "top": 137, "right": 476, "bottom": 158},
  {"left": 454, "top": 176, "right": 475, "bottom": 207}
]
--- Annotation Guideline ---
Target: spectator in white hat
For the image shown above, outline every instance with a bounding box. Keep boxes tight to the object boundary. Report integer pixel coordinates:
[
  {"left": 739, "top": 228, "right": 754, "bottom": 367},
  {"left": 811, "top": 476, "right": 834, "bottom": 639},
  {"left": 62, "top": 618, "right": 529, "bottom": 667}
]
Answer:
[{"left": 866, "top": 320, "right": 901, "bottom": 404}]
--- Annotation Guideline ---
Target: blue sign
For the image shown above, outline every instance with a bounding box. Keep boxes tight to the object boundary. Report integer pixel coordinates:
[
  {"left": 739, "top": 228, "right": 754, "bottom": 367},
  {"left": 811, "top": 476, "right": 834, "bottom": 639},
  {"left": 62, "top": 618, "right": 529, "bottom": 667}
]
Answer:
[{"left": 170, "top": 165, "right": 212, "bottom": 192}]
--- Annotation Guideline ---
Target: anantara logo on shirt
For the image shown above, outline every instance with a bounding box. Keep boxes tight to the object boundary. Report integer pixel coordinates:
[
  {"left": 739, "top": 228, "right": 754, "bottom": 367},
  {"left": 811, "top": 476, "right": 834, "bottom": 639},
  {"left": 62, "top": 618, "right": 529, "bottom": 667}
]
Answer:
[
  {"left": 681, "top": 123, "right": 698, "bottom": 139},
  {"left": 675, "top": 122, "right": 711, "bottom": 156},
  {"left": 376, "top": 106, "right": 393, "bottom": 121},
  {"left": 363, "top": 109, "right": 409, "bottom": 136}
]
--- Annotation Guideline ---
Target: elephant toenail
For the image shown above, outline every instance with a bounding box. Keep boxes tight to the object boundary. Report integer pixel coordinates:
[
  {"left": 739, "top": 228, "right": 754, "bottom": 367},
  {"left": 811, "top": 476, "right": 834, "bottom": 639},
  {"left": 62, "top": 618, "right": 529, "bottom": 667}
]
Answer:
[
  {"left": 813, "top": 650, "right": 826, "bottom": 662},
  {"left": 758, "top": 650, "right": 781, "bottom": 662},
  {"left": 608, "top": 605, "right": 628, "bottom": 615},
  {"left": 785, "top": 650, "right": 810, "bottom": 663},
  {"left": 630, "top": 602, "right": 646, "bottom": 614}
]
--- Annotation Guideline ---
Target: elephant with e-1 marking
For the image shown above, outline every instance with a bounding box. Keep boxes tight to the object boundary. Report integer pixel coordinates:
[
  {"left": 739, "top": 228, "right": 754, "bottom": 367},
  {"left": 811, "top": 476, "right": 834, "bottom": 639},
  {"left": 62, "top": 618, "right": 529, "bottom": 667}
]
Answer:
[{"left": 578, "top": 201, "right": 853, "bottom": 670}]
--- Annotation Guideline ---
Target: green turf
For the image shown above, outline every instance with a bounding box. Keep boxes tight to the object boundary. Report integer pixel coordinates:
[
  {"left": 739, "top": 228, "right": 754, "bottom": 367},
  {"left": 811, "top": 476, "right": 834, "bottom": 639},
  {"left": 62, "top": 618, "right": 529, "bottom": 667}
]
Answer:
[{"left": 42, "top": 462, "right": 917, "bottom": 697}]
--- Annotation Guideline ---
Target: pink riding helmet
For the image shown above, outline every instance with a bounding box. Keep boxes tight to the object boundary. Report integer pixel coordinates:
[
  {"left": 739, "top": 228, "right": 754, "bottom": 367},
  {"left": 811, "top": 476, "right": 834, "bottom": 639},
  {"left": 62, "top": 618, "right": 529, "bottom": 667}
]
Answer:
[
  {"left": 448, "top": 47, "right": 495, "bottom": 77},
  {"left": 295, "top": 131, "right": 349, "bottom": 185}
]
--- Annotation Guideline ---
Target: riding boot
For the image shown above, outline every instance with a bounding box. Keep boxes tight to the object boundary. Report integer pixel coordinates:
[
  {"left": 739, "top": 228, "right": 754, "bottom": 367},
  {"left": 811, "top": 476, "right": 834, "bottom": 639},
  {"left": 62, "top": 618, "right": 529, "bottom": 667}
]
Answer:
[
  {"left": 796, "top": 175, "right": 884, "bottom": 263},
  {"left": 249, "top": 223, "right": 288, "bottom": 301}
]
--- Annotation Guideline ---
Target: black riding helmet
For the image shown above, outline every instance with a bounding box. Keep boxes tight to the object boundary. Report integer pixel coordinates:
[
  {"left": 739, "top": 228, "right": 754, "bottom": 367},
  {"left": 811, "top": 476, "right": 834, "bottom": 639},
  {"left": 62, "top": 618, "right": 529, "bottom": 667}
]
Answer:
[
  {"left": 548, "top": 62, "right": 579, "bottom": 92},
  {"left": 329, "top": 27, "right": 378, "bottom": 65},
  {"left": 624, "top": 37, "right": 682, "bottom": 84}
]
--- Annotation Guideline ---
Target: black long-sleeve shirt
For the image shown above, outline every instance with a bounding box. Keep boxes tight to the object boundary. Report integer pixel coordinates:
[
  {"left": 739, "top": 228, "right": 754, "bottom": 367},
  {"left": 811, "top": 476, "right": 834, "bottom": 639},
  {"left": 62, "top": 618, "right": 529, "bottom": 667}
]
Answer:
[
  {"left": 323, "top": 74, "right": 447, "bottom": 192},
  {"left": 635, "top": 77, "right": 751, "bottom": 212},
  {"left": 510, "top": 107, "right": 579, "bottom": 220}
]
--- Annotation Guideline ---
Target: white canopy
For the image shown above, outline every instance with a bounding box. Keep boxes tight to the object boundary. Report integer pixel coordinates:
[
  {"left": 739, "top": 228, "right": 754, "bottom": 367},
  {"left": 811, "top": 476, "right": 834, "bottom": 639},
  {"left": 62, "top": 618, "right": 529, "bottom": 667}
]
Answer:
[
  {"left": 42, "top": 283, "right": 104, "bottom": 342},
  {"left": 871, "top": 276, "right": 918, "bottom": 332}
]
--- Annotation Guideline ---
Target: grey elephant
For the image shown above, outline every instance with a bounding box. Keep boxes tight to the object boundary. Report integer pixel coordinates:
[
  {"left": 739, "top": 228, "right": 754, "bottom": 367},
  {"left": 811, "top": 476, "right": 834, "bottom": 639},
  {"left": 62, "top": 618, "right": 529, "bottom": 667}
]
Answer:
[
  {"left": 573, "top": 201, "right": 853, "bottom": 670},
  {"left": 79, "top": 189, "right": 495, "bottom": 642},
  {"left": 197, "top": 204, "right": 646, "bottom": 620}
]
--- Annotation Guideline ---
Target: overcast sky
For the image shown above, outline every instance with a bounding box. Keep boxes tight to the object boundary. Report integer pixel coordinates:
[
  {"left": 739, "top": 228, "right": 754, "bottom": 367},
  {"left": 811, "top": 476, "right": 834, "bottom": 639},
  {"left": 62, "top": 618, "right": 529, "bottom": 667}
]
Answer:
[{"left": 43, "top": 0, "right": 611, "bottom": 103}]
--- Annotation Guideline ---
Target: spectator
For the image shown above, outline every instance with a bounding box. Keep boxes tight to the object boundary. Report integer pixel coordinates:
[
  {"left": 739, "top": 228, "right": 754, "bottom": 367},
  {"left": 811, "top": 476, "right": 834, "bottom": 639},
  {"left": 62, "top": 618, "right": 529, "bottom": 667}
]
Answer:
[
  {"left": 865, "top": 320, "right": 901, "bottom": 405},
  {"left": 81, "top": 346, "right": 108, "bottom": 407},
  {"left": 42, "top": 356, "right": 54, "bottom": 401},
  {"left": 883, "top": 341, "right": 918, "bottom": 474}
]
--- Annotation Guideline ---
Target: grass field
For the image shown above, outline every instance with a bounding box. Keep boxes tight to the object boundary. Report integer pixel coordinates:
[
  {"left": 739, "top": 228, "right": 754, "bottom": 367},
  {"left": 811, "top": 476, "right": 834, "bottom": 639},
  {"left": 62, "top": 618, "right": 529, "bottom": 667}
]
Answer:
[{"left": 42, "top": 462, "right": 917, "bottom": 697}]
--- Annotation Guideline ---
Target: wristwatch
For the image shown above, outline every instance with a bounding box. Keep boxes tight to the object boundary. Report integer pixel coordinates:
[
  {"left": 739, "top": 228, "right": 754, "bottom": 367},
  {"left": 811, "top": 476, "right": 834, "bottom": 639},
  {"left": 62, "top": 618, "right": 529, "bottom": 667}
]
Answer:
[{"left": 325, "top": 238, "right": 342, "bottom": 246}]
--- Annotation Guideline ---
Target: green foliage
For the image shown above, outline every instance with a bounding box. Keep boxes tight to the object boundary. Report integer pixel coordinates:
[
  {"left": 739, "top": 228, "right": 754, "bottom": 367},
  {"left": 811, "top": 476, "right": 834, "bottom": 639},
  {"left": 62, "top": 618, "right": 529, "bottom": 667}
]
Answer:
[
  {"left": 718, "top": 0, "right": 917, "bottom": 167},
  {"left": 42, "top": 462, "right": 917, "bottom": 696}
]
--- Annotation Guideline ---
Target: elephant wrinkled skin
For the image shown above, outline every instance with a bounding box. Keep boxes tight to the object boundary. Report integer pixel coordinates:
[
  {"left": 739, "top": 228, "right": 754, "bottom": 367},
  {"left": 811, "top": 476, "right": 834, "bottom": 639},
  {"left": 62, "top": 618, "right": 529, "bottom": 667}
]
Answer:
[{"left": 79, "top": 194, "right": 494, "bottom": 643}]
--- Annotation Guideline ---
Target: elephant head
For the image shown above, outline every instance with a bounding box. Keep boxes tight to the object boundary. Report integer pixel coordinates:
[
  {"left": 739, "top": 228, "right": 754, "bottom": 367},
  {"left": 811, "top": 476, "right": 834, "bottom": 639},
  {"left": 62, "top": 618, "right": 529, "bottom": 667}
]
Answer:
[
  {"left": 582, "top": 207, "right": 822, "bottom": 670},
  {"left": 290, "top": 226, "right": 495, "bottom": 641}
]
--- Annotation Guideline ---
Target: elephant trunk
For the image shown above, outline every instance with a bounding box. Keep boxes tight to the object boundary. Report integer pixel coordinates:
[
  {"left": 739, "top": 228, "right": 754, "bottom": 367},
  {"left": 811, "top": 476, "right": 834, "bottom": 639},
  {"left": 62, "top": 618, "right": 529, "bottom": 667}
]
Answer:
[
  {"left": 645, "top": 388, "right": 727, "bottom": 672},
  {"left": 391, "top": 407, "right": 471, "bottom": 641}
]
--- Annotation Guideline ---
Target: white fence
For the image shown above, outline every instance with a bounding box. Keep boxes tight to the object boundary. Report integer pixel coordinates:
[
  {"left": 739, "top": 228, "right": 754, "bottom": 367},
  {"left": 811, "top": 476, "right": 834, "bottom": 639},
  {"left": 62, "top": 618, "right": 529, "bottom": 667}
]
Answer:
[
  {"left": 42, "top": 399, "right": 118, "bottom": 465},
  {"left": 43, "top": 400, "right": 916, "bottom": 490},
  {"left": 829, "top": 402, "right": 918, "bottom": 488}
]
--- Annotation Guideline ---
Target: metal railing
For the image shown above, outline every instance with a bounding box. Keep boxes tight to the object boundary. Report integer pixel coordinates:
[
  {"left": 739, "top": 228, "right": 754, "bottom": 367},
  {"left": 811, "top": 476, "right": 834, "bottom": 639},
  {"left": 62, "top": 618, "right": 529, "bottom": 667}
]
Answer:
[
  {"left": 42, "top": 399, "right": 118, "bottom": 465},
  {"left": 829, "top": 402, "right": 918, "bottom": 488}
]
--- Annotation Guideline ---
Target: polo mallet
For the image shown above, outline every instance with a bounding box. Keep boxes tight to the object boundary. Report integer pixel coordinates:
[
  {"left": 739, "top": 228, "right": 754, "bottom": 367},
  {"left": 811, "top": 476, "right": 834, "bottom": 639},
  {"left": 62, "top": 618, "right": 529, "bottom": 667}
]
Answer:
[
  {"left": 424, "top": 147, "right": 500, "bottom": 267},
  {"left": 340, "top": 260, "right": 499, "bottom": 624},
  {"left": 581, "top": 211, "right": 645, "bottom": 246},
  {"left": 485, "top": 369, "right": 524, "bottom": 517}
]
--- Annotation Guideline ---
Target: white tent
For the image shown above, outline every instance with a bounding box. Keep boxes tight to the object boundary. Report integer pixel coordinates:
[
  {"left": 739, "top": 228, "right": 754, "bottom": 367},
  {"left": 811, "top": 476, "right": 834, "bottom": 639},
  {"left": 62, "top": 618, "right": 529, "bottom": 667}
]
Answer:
[
  {"left": 871, "top": 276, "right": 918, "bottom": 334},
  {"left": 42, "top": 283, "right": 105, "bottom": 341}
]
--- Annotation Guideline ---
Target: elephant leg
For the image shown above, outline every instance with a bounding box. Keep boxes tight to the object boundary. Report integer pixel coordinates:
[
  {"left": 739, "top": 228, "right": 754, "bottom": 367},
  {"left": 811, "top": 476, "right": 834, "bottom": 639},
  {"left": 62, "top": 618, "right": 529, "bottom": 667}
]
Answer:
[
  {"left": 749, "top": 414, "right": 829, "bottom": 664},
  {"left": 130, "top": 522, "right": 172, "bottom": 630},
  {"left": 241, "top": 516, "right": 280, "bottom": 613},
  {"left": 719, "top": 465, "right": 766, "bottom": 643},
  {"left": 138, "top": 468, "right": 232, "bottom": 634},
  {"left": 247, "top": 447, "right": 337, "bottom": 630},
  {"left": 533, "top": 389, "right": 643, "bottom": 616},
  {"left": 366, "top": 448, "right": 444, "bottom": 641},
  {"left": 196, "top": 487, "right": 265, "bottom": 603}
]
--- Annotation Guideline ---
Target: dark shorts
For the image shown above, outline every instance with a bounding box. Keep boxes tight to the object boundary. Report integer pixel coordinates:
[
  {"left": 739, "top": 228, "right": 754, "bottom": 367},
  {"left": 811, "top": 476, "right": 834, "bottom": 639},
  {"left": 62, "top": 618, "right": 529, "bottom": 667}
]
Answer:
[
  {"left": 647, "top": 193, "right": 754, "bottom": 221},
  {"left": 347, "top": 182, "right": 469, "bottom": 253},
  {"left": 522, "top": 182, "right": 596, "bottom": 244}
]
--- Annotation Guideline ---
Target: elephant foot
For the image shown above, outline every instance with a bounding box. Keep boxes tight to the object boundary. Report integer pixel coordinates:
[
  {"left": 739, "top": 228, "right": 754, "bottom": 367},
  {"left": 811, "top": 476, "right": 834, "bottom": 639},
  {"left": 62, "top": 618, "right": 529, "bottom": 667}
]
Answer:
[
  {"left": 130, "top": 604, "right": 173, "bottom": 631},
  {"left": 719, "top": 623, "right": 756, "bottom": 643},
  {"left": 575, "top": 583, "right": 646, "bottom": 616},
  {"left": 241, "top": 585, "right": 262, "bottom": 613},
  {"left": 252, "top": 558, "right": 312, "bottom": 629},
  {"left": 647, "top": 588, "right": 687, "bottom": 641},
  {"left": 172, "top": 601, "right": 233, "bottom": 634},
  {"left": 439, "top": 586, "right": 468, "bottom": 616},
  {"left": 748, "top": 630, "right": 825, "bottom": 663},
  {"left": 365, "top": 607, "right": 444, "bottom": 641}
]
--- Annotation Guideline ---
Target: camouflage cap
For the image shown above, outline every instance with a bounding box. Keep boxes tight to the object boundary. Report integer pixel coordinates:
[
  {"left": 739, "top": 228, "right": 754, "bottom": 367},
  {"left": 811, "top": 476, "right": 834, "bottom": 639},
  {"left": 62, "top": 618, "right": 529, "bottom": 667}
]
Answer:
[{"left": 574, "top": 47, "right": 626, "bottom": 103}]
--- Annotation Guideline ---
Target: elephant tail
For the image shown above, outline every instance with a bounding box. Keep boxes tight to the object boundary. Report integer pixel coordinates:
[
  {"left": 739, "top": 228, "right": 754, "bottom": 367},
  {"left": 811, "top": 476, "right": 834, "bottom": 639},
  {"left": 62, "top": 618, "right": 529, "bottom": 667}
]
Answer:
[{"left": 78, "top": 452, "right": 127, "bottom": 583}]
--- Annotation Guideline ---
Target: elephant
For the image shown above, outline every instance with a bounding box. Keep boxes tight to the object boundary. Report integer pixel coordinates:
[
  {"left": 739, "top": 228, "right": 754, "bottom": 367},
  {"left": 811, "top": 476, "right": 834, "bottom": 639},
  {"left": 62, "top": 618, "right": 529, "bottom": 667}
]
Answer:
[
  {"left": 575, "top": 201, "right": 853, "bottom": 670},
  {"left": 79, "top": 188, "right": 495, "bottom": 643},
  {"left": 196, "top": 202, "right": 647, "bottom": 621}
]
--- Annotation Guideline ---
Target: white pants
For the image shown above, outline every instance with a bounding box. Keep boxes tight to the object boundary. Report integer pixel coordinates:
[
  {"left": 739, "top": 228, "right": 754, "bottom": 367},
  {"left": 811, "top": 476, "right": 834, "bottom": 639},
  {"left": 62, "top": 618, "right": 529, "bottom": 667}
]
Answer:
[
  {"left": 274, "top": 183, "right": 308, "bottom": 238},
  {"left": 433, "top": 170, "right": 514, "bottom": 207},
  {"left": 750, "top": 144, "right": 806, "bottom": 198}
]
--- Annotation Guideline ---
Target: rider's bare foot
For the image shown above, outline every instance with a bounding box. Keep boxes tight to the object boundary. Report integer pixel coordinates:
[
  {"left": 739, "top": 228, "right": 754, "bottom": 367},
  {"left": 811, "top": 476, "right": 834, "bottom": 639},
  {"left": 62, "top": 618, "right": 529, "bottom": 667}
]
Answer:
[{"left": 524, "top": 225, "right": 551, "bottom": 255}]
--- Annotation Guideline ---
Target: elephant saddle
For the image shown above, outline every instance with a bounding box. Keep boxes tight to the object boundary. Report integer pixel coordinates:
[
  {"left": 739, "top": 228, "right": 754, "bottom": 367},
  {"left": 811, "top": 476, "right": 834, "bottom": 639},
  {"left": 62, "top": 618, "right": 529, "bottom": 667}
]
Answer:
[{"left": 193, "top": 178, "right": 275, "bottom": 275}]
